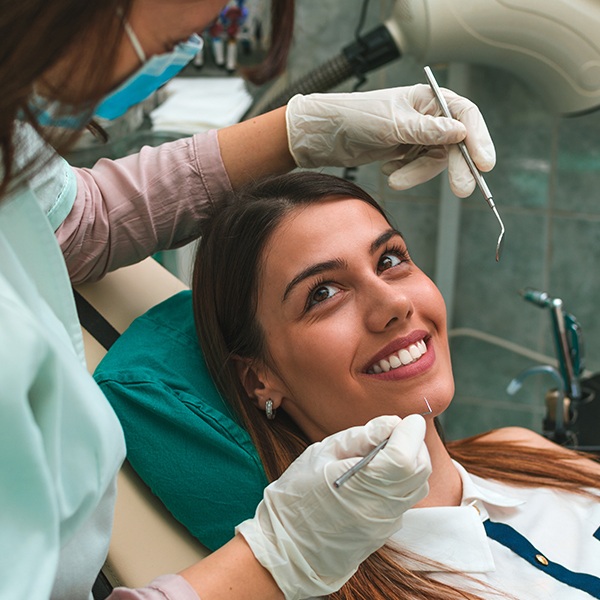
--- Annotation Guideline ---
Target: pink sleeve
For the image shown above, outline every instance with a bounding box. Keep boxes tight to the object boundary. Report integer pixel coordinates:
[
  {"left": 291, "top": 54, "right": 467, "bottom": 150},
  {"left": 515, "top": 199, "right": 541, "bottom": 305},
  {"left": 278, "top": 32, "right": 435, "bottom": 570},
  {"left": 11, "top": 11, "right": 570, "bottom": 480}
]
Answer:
[
  {"left": 57, "top": 129, "right": 233, "bottom": 284},
  {"left": 107, "top": 574, "right": 200, "bottom": 600}
]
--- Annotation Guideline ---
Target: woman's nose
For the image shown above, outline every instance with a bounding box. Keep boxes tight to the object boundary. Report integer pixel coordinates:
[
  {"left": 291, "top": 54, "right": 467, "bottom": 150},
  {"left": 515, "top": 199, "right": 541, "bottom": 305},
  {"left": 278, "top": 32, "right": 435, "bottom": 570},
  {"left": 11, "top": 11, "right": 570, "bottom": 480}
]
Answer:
[{"left": 363, "top": 278, "right": 413, "bottom": 332}]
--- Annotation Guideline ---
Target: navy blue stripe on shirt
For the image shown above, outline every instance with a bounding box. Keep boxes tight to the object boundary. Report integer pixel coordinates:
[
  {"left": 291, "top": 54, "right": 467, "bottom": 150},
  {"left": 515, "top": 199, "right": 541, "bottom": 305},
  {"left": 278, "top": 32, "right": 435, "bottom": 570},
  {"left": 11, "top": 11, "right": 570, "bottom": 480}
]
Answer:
[
  {"left": 484, "top": 519, "right": 600, "bottom": 599},
  {"left": 594, "top": 526, "right": 600, "bottom": 542}
]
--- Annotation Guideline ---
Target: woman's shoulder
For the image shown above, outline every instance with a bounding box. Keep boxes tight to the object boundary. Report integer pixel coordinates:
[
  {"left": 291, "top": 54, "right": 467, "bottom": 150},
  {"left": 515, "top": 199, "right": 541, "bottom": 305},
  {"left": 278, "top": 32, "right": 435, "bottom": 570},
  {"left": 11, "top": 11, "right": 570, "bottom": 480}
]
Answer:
[
  {"left": 480, "top": 426, "right": 600, "bottom": 474},
  {"left": 480, "top": 426, "right": 558, "bottom": 448}
]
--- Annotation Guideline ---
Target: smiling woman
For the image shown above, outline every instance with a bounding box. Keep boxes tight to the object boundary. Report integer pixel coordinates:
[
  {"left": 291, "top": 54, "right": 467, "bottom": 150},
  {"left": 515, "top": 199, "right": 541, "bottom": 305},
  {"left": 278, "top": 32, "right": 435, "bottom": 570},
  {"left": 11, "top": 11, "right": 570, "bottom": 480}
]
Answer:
[
  {"left": 221, "top": 188, "right": 454, "bottom": 441},
  {"left": 192, "top": 172, "right": 600, "bottom": 600},
  {"left": 193, "top": 172, "right": 455, "bottom": 455}
]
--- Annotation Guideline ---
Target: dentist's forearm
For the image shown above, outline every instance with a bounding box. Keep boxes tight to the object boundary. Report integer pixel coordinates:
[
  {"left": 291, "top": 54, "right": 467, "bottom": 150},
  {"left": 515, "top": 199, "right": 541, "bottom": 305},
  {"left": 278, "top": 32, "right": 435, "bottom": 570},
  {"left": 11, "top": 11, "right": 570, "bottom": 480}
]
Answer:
[
  {"left": 217, "top": 107, "right": 296, "bottom": 189},
  {"left": 179, "top": 534, "right": 284, "bottom": 600}
]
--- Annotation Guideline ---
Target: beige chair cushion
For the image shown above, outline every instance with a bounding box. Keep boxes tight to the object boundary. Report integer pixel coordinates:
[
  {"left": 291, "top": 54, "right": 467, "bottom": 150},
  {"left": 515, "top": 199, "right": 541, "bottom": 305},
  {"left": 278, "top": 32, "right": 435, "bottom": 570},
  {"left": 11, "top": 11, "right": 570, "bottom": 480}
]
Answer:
[{"left": 77, "top": 257, "right": 210, "bottom": 588}]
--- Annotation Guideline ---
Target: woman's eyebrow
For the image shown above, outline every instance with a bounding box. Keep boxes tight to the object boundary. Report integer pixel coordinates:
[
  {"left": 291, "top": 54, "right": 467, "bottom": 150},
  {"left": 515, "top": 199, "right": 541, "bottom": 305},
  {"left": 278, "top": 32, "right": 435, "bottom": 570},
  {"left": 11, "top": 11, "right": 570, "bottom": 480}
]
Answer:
[
  {"left": 371, "top": 228, "right": 403, "bottom": 253},
  {"left": 282, "top": 258, "right": 347, "bottom": 302}
]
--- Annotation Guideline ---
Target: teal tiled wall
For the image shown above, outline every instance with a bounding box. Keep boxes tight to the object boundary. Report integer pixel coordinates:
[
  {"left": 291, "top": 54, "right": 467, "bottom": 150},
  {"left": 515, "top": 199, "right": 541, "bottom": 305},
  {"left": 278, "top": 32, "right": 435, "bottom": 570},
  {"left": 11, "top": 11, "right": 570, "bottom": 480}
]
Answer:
[{"left": 292, "top": 0, "right": 600, "bottom": 439}]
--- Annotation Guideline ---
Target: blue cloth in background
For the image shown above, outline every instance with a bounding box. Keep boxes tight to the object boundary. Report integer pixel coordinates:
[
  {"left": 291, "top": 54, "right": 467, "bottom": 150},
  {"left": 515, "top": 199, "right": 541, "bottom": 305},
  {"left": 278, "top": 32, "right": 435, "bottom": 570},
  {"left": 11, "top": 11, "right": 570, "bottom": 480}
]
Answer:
[{"left": 94, "top": 290, "right": 268, "bottom": 551}]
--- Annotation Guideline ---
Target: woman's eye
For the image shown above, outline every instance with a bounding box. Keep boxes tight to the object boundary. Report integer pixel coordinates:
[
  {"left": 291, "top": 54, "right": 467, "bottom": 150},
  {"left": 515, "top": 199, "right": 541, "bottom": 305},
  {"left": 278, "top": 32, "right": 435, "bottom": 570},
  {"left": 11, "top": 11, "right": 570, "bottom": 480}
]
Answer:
[
  {"left": 377, "top": 252, "right": 403, "bottom": 273},
  {"left": 308, "top": 284, "right": 339, "bottom": 307}
]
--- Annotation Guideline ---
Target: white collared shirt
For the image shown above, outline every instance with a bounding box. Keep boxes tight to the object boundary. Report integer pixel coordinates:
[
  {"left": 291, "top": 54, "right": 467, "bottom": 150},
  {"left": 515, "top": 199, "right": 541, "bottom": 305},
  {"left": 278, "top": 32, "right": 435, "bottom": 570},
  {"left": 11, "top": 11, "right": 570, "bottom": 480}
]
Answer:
[{"left": 389, "top": 461, "right": 600, "bottom": 599}]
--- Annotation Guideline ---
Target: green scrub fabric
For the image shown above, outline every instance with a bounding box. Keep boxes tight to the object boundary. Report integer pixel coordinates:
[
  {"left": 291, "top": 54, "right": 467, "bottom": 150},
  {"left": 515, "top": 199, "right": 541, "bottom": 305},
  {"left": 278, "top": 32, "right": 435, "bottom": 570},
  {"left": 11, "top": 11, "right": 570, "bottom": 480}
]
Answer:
[
  {"left": 0, "top": 176, "right": 125, "bottom": 599},
  {"left": 94, "top": 290, "right": 268, "bottom": 551}
]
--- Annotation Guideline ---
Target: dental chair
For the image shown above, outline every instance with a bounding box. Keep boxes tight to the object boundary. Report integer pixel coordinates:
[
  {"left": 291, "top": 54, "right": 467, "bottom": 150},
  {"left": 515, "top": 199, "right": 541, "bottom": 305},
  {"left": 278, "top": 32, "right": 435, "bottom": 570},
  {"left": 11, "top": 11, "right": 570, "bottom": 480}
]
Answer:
[{"left": 76, "top": 257, "right": 211, "bottom": 596}]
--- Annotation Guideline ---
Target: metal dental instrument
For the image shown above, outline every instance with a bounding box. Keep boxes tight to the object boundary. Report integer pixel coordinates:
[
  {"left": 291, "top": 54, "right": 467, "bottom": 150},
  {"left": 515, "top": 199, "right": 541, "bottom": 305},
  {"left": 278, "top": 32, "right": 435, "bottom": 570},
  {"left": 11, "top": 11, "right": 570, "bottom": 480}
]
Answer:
[
  {"left": 334, "top": 397, "right": 432, "bottom": 489},
  {"left": 423, "top": 66, "right": 505, "bottom": 262}
]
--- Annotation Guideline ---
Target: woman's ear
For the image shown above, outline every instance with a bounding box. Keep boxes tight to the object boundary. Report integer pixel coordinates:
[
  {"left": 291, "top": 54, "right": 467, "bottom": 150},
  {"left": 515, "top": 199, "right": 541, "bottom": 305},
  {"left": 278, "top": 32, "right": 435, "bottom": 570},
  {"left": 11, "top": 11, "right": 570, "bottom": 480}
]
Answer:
[{"left": 232, "top": 356, "right": 285, "bottom": 411}]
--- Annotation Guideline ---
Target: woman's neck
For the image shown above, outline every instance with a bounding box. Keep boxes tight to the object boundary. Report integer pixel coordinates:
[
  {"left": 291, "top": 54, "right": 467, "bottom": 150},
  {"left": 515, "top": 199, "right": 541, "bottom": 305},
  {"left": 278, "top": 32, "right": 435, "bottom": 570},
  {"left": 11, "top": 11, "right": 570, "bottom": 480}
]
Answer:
[{"left": 413, "top": 421, "right": 462, "bottom": 508}]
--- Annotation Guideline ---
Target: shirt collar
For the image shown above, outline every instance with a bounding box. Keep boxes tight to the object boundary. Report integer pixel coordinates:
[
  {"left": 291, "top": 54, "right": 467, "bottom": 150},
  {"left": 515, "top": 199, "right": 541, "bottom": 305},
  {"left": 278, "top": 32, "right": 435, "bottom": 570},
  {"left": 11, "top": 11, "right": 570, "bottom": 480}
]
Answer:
[
  {"left": 389, "top": 460, "right": 524, "bottom": 573},
  {"left": 455, "top": 460, "right": 525, "bottom": 511}
]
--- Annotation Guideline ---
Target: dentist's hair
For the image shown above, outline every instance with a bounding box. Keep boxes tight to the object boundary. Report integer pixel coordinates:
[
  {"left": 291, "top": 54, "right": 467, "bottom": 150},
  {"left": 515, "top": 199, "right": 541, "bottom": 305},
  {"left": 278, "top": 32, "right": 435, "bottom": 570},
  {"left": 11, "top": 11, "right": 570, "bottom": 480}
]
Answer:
[
  {"left": 193, "top": 171, "right": 600, "bottom": 600},
  {"left": 0, "top": 0, "right": 131, "bottom": 197}
]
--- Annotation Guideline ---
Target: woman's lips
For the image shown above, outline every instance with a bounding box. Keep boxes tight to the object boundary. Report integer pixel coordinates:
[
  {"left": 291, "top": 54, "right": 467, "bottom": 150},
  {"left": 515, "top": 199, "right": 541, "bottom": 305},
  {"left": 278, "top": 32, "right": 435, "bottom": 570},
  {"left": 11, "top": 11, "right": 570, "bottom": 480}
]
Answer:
[{"left": 364, "top": 336, "right": 435, "bottom": 380}]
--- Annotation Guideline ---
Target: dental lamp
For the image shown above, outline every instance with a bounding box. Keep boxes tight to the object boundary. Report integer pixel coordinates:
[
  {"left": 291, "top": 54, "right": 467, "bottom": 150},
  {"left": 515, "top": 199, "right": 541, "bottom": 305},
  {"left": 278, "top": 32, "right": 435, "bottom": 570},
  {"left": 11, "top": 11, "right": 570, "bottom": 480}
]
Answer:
[
  {"left": 250, "top": 0, "right": 600, "bottom": 117},
  {"left": 385, "top": 0, "right": 600, "bottom": 116}
]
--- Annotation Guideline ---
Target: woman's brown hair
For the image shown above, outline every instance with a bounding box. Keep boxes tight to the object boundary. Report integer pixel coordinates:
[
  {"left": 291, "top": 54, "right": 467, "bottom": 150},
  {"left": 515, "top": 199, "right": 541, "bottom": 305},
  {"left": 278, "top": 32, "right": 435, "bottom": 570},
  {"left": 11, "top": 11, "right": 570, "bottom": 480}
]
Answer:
[{"left": 193, "top": 172, "right": 600, "bottom": 599}]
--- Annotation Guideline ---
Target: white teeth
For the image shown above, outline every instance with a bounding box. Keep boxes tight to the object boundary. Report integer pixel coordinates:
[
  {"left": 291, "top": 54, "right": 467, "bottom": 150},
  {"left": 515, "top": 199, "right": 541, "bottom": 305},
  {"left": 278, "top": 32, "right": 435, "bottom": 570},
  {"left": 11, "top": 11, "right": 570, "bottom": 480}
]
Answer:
[
  {"left": 409, "top": 345, "right": 421, "bottom": 359},
  {"left": 399, "top": 349, "right": 412, "bottom": 365},
  {"left": 368, "top": 340, "right": 428, "bottom": 374}
]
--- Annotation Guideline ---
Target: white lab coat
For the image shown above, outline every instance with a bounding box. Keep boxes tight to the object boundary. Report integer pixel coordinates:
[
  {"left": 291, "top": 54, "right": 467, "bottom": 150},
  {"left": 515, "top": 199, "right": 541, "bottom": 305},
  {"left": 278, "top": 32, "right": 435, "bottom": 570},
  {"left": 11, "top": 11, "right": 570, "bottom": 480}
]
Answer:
[{"left": 0, "top": 132, "right": 126, "bottom": 599}]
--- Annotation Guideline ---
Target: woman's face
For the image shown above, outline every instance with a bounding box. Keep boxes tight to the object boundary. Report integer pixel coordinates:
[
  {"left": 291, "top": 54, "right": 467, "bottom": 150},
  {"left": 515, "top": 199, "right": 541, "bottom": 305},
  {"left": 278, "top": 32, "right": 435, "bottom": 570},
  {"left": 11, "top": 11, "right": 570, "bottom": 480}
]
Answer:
[{"left": 254, "top": 198, "right": 455, "bottom": 442}]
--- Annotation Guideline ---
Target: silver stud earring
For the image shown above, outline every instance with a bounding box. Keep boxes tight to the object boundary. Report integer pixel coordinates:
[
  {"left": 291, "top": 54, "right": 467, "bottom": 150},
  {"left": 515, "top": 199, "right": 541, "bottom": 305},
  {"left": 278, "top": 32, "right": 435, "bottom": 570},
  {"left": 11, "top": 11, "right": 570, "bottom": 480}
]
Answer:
[{"left": 265, "top": 399, "right": 276, "bottom": 420}]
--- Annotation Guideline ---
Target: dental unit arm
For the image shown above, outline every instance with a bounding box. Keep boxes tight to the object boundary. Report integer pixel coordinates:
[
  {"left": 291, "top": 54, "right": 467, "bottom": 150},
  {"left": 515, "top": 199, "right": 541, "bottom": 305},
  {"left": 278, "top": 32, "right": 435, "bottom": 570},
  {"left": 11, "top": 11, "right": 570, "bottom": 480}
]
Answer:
[
  {"left": 250, "top": 0, "right": 600, "bottom": 117},
  {"left": 507, "top": 288, "right": 600, "bottom": 452},
  {"left": 518, "top": 288, "right": 584, "bottom": 405}
]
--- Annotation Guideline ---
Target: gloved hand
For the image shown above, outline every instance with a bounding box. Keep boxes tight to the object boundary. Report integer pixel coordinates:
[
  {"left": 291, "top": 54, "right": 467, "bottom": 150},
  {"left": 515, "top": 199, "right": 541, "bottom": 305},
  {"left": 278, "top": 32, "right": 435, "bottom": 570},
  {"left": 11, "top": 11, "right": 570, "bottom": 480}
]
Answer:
[
  {"left": 286, "top": 84, "right": 496, "bottom": 198},
  {"left": 236, "top": 414, "right": 431, "bottom": 600}
]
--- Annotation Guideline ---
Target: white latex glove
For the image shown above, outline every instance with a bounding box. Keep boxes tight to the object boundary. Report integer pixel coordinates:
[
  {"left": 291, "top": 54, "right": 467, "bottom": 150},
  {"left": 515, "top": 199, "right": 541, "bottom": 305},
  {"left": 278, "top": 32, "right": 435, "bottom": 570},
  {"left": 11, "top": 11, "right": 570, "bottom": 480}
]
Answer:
[
  {"left": 286, "top": 84, "right": 496, "bottom": 198},
  {"left": 236, "top": 414, "right": 431, "bottom": 600}
]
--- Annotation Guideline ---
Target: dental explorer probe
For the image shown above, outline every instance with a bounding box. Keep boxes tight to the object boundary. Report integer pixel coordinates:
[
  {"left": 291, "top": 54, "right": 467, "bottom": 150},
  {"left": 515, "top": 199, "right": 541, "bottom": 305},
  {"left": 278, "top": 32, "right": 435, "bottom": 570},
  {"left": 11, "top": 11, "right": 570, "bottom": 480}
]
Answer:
[
  {"left": 334, "top": 398, "right": 432, "bottom": 489},
  {"left": 423, "top": 66, "right": 505, "bottom": 262}
]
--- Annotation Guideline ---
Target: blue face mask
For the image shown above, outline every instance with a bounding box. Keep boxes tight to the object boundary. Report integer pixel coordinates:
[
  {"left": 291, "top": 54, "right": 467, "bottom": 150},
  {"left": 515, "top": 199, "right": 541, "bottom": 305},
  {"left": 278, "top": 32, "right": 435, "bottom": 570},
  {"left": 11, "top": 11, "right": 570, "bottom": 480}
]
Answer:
[
  {"left": 94, "top": 26, "right": 203, "bottom": 121},
  {"left": 26, "top": 20, "right": 202, "bottom": 127}
]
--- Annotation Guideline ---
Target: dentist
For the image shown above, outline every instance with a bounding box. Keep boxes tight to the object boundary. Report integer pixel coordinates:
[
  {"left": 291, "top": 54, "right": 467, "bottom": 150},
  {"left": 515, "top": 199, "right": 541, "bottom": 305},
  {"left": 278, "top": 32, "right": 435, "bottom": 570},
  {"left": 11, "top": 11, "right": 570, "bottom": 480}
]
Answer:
[{"left": 0, "top": 0, "right": 495, "bottom": 598}]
